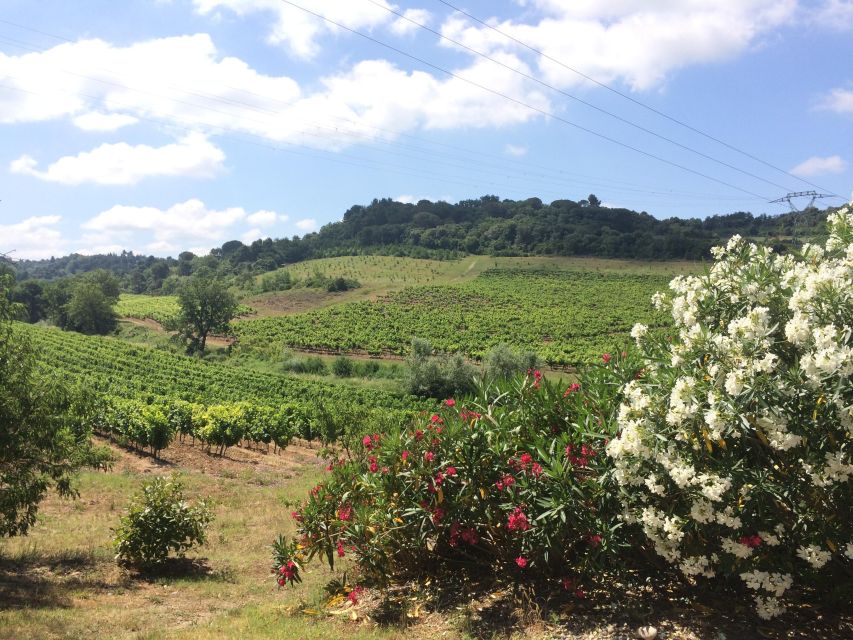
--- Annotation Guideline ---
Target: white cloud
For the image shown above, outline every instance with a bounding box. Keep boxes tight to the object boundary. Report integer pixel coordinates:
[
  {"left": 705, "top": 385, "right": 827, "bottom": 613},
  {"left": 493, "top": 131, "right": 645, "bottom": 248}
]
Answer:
[
  {"left": 10, "top": 133, "right": 225, "bottom": 186},
  {"left": 295, "top": 218, "right": 317, "bottom": 231},
  {"left": 72, "top": 111, "right": 139, "bottom": 132},
  {"left": 505, "top": 144, "right": 528, "bottom": 156},
  {"left": 390, "top": 8, "right": 432, "bottom": 36},
  {"left": 0, "top": 215, "right": 66, "bottom": 259},
  {"left": 192, "top": 0, "right": 396, "bottom": 59},
  {"left": 790, "top": 155, "right": 847, "bottom": 177},
  {"left": 818, "top": 87, "right": 853, "bottom": 113},
  {"left": 247, "top": 210, "right": 284, "bottom": 226},
  {"left": 81, "top": 199, "right": 282, "bottom": 255},
  {"left": 241, "top": 227, "right": 263, "bottom": 243},
  {"left": 0, "top": 33, "right": 548, "bottom": 153},
  {"left": 441, "top": 1, "right": 797, "bottom": 91},
  {"left": 811, "top": 0, "right": 853, "bottom": 30}
]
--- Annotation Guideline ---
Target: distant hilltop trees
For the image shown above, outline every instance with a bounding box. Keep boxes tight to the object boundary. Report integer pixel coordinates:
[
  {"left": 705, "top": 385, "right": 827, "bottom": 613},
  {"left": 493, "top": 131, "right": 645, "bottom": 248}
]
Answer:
[{"left": 11, "top": 195, "right": 833, "bottom": 290}]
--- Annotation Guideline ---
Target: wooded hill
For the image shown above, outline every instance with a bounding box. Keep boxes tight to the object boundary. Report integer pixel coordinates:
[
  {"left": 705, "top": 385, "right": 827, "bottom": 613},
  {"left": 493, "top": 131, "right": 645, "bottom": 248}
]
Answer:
[{"left": 12, "top": 195, "right": 831, "bottom": 283}]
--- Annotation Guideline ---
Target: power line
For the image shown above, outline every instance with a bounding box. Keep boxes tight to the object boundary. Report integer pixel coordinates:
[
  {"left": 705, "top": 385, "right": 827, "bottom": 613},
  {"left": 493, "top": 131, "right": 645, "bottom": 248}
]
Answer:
[
  {"left": 277, "top": 0, "right": 770, "bottom": 200},
  {"left": 433, "top": 0, "right": 843, "bottom": 199},
  {"left": 0, "top": 32, "right": 762, "bottom": 206},
  {"left": 364, "top": 0, "right": 797, "bottom": 194}
]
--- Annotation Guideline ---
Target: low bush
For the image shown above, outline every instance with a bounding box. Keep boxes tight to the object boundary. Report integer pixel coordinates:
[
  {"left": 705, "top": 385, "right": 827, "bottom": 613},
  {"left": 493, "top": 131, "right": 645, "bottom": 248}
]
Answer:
[
  {"left": 114, "top": 475, "right": 213, "bottom": 568},
  {"left": 276, "top": 357, "right": 639, "bottom": 594},
  {"left": 332, "top": 356, "right": 354, "bottom": 377}
]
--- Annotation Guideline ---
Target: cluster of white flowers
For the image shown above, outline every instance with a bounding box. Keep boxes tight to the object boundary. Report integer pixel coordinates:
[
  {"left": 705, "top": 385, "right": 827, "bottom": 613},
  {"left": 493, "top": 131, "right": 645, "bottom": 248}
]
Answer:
[{"left": 608, "top": 203, "right": 853, "bottom": 618}]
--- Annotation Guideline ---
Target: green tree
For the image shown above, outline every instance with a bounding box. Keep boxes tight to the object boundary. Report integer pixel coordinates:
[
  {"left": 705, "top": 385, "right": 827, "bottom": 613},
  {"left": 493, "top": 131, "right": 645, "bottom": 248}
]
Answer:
[
  {"left": 175, "top": 271, "right": 238, "bottom": 353},
  {"left": 0, "top": 273, "right": 110, "bottom": 536},
  {"left": 65, "top": 281, "right": 118, "bottom": 334}
]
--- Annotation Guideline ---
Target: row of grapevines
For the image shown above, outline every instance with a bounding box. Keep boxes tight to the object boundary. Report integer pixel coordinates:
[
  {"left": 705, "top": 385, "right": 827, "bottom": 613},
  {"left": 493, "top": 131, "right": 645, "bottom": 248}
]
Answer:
[
  {"left": 115, "top": 294, "right": 254, "bottom": 325},
  {"left": 235, "top": 269, "right": 671, "bottom": 365}
]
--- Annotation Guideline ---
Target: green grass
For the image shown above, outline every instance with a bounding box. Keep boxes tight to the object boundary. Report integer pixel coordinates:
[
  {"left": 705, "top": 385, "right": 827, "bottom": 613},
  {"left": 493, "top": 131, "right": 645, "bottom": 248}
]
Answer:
[{"left": 115, "top": 294, "right": 253, "bottom": 326}]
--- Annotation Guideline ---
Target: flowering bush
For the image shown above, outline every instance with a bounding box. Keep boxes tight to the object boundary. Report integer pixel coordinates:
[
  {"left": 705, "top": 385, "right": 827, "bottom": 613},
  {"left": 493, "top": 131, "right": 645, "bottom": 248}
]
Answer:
[
  {"left": 278, "top": 358, "right": 640, "bottom": 594},
  {"left": 607, "top": 205, "right": 853, "bottom": 618}
]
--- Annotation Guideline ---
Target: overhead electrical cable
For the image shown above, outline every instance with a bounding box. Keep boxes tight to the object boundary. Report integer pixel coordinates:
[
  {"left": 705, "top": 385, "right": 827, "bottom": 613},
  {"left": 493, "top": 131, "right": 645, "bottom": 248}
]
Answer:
[
  {"left": 275, "top": 0, "right": 770, "bottom": 200},
  {"left": 364, "top": 0, "right": 797, "bottom": 194},
  {"left": 432, "top": 0, "right": 843, "bottom": 199}
]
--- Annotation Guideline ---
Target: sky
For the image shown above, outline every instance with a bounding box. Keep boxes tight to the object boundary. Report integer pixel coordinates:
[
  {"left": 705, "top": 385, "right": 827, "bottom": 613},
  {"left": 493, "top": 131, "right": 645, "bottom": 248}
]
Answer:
[{"left": 0, "top": 0, "right": 851, "bottom": 259}]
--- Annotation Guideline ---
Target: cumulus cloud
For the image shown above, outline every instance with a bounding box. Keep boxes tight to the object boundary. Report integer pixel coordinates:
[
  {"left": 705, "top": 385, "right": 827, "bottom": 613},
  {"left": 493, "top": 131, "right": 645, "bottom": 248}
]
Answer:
[
  {"left": 505, "top": 144, "right": 528, "bottom": 156},
  {"left": 441, "top": 0, "right": 797, "bottom": 91},
  {"left": 192, "top": 0, "right": 397, "bottom": 59},
  {"left": 295, "top": 218, "right": 317, "bottom": 231},
  {"left": 818, "top": 87, "right": 853, "bottom": 113},
  {"left": 72, "top": 111, "right": 139, "bottom": 132},
  {"left": 0, "top": 215, "right": 66, "bottom": 259},
  {"left": 81, "top": 199, "right": 282, "bottom": 255},
  {"left": 247, "top": 210, "right": 284, "bottom": 226},
  {"left": 10, "top": 133, "right": 225, "bottom": 186},
  {"left": 0, "top": 33, "right": 549, "bottom": 152},
  {"left": 390, "top": 8, "right": 432, "bottom": 36},
  {"left": 790, "top": 155, "right": 847, "bottom": 177},
  {"left": 811, "top": 0, "right": 853, "bottom": 30}
]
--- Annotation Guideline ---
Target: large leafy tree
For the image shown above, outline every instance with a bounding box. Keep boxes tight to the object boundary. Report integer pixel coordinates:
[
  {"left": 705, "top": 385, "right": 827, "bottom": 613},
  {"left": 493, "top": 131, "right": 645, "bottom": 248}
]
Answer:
[
  {"left": 0, "top": 273, "right": 110, "bottom": 536},
  {"left": 175, "top": 270, "right": 238, "bottom": 353}
]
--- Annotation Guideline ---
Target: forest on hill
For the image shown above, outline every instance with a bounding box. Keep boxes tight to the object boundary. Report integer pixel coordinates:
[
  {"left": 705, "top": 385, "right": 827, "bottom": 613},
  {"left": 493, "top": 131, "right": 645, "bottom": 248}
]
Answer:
[{"left": 10, "top": 195, "right": 832, "bottom": 291}]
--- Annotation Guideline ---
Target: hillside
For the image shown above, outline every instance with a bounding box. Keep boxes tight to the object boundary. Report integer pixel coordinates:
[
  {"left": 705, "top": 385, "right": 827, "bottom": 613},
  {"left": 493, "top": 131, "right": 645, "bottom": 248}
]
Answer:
[{"left": 11, "top": 196, "right": 833, "bottom": 286}]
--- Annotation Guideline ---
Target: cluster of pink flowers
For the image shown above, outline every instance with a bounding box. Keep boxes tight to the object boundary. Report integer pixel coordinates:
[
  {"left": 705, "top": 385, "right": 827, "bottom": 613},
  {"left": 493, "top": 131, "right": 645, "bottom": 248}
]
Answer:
[
  {"left": 515, "top": 556, "right": 528, "bottom": 568},
  {"left": 336, "top": 539, "right": 346, "bottom": 558},
  {"left": 432, "top": 506, "right": 445, "bottom": 525},
  {"left": 527, "top": 368, "right": 543, "bottom": 389},
  {"left": 337, "top": 503, "right": 353, "bottom": 522},
  {"left": 508, "top": 452, "right": 543, "bottom": 478},
  {"left": 565, "top": 443, "right": 596, "bottom": 467},
  {"left": 496, "top": 474, "right": 515, "bottom": 491},
  {"left": 507, "top": 507, "right": 530, "bottom": 532},
  {"left": 602, "top": 353, "right": 612, "bottom": 364},
  {"left": 362, "top": 433, "right": 381, "bottom": 451},
  {"left": 739, "top": 534, "right": 763, "bottom": 549},
  {"left": 347, "top": 585, "right": 364, "bottom": 605},
  {"left": 449, "top": 521, "right": 479, "bottom": 547},
  {"left": 458, "top": 408, "right": 482, "bottom": 421},
  {"left": 277, "top": 560, "right": 298, "bottom": 586},
  {"left": 563, "top": 382, "right": 581, "bottom": 397}
]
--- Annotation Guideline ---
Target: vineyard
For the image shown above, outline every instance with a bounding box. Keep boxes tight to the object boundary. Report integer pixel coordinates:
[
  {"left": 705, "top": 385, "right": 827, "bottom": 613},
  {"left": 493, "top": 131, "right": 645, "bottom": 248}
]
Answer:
[
  {"left": 15, "top": 323, "right": 424, "bottom": 456},
  {"left": 235, "top": 268, "right": 672, "bottom": 365},
  {"left": 115, "top": 294, "right": 253, "bottom": 325}
]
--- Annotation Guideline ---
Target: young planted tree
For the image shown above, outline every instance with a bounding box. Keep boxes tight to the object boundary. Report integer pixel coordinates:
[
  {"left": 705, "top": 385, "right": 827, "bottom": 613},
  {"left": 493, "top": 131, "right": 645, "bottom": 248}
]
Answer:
[
  {"left": 0, "top": 273, "right": 110, "bottom": 536},
  {"left": 174, "top": 271, "right": 238, "bottom": 354}
]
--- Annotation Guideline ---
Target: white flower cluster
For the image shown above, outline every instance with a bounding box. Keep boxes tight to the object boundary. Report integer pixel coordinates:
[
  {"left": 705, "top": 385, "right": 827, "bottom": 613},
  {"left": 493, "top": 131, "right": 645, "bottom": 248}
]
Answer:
[{"left": 608, "top": 203, "right": 853, "bottom": 618}]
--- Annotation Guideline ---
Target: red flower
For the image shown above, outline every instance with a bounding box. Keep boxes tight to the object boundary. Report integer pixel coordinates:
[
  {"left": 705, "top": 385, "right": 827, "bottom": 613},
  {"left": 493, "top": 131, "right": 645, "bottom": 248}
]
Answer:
[
  {"left": 563, "top": 382, "right": 581, "bottom": 397},
  {"left": 424, "top": 451, "right": 435, "bottom": 463},
  {"left": 446, "top": 466, "right": 457, "bottom": 476},
  {"left": 531, "top": 463, "right": 543, "bottom": 478},
  {"left": 430, "top": 414, "right": 443, "bottom": 424},
  {"left": 347, "top": 585, "right": 364, "bottom": 605},
  {"left": 336, "top": 540, "right": 346, "bottom": 558},
  {"left": 515, "top": 556, "right": 528, "bottom": 569},
  {"left": 588, "top": 534, "right": 602, "bottom": 547},
  {"left": 461, "top": 528, "right": 479, "bottom": 545},
  {"left": 432, "top": 507, "right": 445, "bottom": 525},
  {"left": 561, "top": 577, "right": 574, "bottom": 591},
  {"left": 602, "top": 353, "right": 612, "bottom": 364},
  {"left": 739, "top": 534, "right": 763, "bottom": 549},
  {"left": 445, "top": 398, "right": 456, "bottom": 407},
  {"left": 507, "top": 507, "right": 530, "bottom": 532},
  {"left": 338, "top": 504, "right": 353, "bottom": 521},
  {"left": 290, "top": 510, "right": 302, "bottom": 522},
  {"left": 434, "top": 471, "right": 445, "bottom": 485},
  {"left": 520, "top": 452, "right": 533, "bottom": 466},
  {"left": 402, "top": 450, "right": 410, "bottom": 461},
  {"left": 362, "top": 435, "right": 373, "bottom": 450},
  {"left": 574, "top": 588, "right": 586, "bottom": 599},
  {"left": 414, "top": 429, "right": 425, "bottom": 441}
]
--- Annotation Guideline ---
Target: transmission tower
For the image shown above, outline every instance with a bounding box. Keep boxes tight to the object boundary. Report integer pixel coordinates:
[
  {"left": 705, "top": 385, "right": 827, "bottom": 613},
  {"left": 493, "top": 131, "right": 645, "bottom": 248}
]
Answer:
[{"left": 769, "top": 191, "right": 833, "bottom": 213}]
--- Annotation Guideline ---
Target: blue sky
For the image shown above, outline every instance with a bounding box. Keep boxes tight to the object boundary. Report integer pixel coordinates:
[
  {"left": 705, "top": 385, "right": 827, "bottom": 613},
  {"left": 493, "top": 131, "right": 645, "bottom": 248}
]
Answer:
[{"left": 0, "top": 0, "right": 851, "bottom": 258}]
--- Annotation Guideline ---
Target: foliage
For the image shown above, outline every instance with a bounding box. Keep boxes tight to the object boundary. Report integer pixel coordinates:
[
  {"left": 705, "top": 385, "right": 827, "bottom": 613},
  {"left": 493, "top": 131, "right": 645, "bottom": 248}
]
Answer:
[
  {"left": 607, "top": 206, "right": 853, "bottom": 619},
  {"left": 116, "top": 293, "right": 253, "bottom": 326},
  {"left": 175, "top": 271, "right": 238, "bottom": 353},
  {"left": 403, "top": 338, "right": 478, "bottom": 398},
  {"left": 235, "top": 268, "right": 669, "bottom": 366},
  {"left": 65, "top": 280, "right": 119, "bottom": 335},
  {"left": 0, "top": 273, "right": 110, "bottom": 536},
  {"left": 332, "top": 356, "right": 354, "bottom": 377},
  {"left": 281, "top": 359, "right": 638, "bottom": 592},
  {"left": 483, "top": 343, "right": 540, "bottom": 381},
  {"left": 113, "top": 475, "right": 213, "bottom": 567}
]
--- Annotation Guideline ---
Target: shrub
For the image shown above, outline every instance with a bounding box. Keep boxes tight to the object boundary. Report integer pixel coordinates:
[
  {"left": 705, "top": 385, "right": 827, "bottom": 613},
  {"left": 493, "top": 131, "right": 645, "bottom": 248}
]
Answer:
[
  {"left": 483, "top": 343, "right": 540, "bottom": 381},
  {"left": 332, "top": 356, "right": 354, "bottom": 377},
  {"left": 114, "top": 475, "right": 213, "bottom": 568},
  {"left": 280, "top": 359, "right": 638, "bottom": 593},
  {"left": 607, "top": 206, "right": 853, "bottom": 619},
  {"left": 404, "top": 338, "right": 478, "bottom": 398}
]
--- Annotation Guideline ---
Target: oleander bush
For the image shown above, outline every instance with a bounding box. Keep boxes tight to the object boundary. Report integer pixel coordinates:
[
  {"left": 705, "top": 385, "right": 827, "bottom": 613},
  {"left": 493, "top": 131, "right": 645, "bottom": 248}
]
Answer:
[
  {"left": 274, "top": 356, "right": 640, "bottom": 595},
  {"left": 607, "top": 205, "right": 853, "bottom": 618}
]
